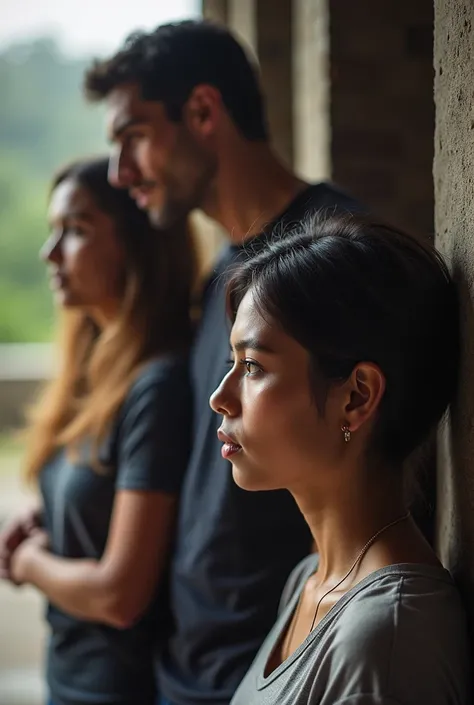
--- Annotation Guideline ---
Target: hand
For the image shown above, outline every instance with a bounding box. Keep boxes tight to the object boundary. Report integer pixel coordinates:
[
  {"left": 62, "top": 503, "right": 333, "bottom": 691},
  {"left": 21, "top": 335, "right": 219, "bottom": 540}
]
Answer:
[
  {"left": 9, "top": 529, "right": 49, "bottom": 586},
  {"left": 0, "top": 505, "right": 43, "bottom": 581}
]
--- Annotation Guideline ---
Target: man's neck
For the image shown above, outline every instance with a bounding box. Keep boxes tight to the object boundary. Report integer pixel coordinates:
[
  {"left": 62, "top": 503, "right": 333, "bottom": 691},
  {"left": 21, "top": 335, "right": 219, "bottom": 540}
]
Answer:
[{"left": 203, "top": 142, "right": 309, "bottom": 244}]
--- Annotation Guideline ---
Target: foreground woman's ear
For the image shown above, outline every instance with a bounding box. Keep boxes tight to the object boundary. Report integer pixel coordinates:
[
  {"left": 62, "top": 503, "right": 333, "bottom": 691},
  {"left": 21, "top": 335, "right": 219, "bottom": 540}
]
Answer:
[{"left": 343, "top": 363, "right": 386, "bottom": 435}]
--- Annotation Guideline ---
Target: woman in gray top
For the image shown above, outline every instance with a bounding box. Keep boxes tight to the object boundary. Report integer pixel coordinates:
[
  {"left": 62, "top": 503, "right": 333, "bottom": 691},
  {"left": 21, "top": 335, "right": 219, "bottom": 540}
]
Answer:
[{"left": 211, "top": 213, "right": 470, "bottom": 705}]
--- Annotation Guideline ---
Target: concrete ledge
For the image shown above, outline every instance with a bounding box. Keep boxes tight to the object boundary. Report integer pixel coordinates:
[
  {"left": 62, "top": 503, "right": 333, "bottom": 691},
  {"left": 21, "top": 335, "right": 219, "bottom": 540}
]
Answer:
[
  {"left": 0, "top": 345, "right": 53, "bottom": 382},
  {"left": 0, "top": 344, "right": 53, "bottom": 431},
  {"left": 0, "top": 669, "right": 44, "bottom": 705}
]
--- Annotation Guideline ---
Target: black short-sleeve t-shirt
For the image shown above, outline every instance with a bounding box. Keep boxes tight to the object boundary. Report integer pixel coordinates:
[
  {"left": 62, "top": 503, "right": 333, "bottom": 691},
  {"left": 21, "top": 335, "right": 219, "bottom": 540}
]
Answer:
[
  {"left": 39, "top": 355, "right": 191, "bottom": 705},
  {"left": 158, "top": 184, "right": 364, "bottom": 705}
]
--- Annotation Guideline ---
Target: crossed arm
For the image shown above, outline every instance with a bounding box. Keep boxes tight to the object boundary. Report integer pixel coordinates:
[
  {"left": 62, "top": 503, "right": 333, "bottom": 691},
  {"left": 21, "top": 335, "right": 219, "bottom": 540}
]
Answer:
[{"left": 3, "top": 489, "right": 176, "bottom": 629}]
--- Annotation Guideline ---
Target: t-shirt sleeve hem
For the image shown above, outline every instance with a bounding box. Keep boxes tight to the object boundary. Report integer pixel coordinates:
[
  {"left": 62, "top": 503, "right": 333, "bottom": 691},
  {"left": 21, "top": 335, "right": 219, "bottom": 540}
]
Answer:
[{"left": 114, "top": 357, "right": 192, "bottom": 494}]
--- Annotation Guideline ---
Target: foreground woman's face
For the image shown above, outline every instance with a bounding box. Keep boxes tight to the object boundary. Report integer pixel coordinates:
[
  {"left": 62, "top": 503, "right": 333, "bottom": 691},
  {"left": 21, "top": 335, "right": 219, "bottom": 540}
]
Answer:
[{"left": 210, "top": 288, "right": 343, "bottom": 493}]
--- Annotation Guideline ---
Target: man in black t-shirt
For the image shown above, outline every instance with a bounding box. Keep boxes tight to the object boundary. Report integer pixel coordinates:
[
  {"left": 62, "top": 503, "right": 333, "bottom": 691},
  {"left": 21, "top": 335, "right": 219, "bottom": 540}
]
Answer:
[{"left": 84, "top": 20, "right": 362, "bottom": 705}]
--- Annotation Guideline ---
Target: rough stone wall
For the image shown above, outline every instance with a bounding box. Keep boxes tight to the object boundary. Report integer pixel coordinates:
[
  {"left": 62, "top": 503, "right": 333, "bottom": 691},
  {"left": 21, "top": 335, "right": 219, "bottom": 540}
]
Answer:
[
  {"left": 202, "top": 0, "right": 228, "bottom": 23},
  {"left": 434, "top": 0, "right": 474, "bottom": 623},
  {"left": 293, "top": 0, "right": 331, "bottom": 182},
  {"left": 256, "top": 0, "right": 294, "bottom": 167},
  {"left": 330, "top": 0, "right": 434, "bottom": 234},
  {"left": 229, "top": 0, "right": 257, "bottom": 56}
]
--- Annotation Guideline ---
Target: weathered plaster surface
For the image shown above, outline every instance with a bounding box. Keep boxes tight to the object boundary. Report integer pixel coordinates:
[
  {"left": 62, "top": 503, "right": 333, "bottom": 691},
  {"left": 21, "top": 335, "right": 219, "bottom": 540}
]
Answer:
[{"left": 434, "top": 0, "right": 474, "bottom": 620}]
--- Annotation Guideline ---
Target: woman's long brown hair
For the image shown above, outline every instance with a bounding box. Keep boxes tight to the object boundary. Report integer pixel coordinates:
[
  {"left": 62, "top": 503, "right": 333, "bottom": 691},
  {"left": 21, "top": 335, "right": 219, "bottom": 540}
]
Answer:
[{"left": 24, "top": 157, "right": 196, "bottom": 482}]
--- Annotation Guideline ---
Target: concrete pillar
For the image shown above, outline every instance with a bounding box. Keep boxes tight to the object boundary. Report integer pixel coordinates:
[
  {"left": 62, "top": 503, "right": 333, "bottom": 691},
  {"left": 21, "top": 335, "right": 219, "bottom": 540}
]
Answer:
[
  {"left": 293, "top": 0, "right": 331, "bottom": 182},
  {"left": 255, "top": 0, "right": 294, "bottom": 167},
  {"left": 330, "top": 0, "right": 434, "bottom": 234},
  {"left": 229, "top": 0, "right": 257, "bottom": 56},
  {"left": 434, "top": 0, "right": 474, "bottom": 623},
  {"left": 202, "top": 0, "right": 228, "bottom": 24}
]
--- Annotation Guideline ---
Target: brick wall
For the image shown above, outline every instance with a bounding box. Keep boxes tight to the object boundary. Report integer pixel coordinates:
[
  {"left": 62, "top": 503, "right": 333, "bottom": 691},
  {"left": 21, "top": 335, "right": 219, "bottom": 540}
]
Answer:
[{"left": 330, "top": 0, "right": 434, "bottom": 235}]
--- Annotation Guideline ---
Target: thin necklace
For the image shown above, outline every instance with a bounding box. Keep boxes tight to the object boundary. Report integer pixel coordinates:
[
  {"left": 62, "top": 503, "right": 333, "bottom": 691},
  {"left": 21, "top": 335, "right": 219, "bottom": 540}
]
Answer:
[{"left": 283, "top": 511, "right": 411, "bottom": 657}]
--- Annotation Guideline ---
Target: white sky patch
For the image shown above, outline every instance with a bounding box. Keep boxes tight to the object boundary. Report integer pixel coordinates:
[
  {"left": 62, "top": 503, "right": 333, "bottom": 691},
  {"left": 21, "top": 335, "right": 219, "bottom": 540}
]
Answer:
[{"left": 0, "top": 0, "right": 200, "bottom": 56}]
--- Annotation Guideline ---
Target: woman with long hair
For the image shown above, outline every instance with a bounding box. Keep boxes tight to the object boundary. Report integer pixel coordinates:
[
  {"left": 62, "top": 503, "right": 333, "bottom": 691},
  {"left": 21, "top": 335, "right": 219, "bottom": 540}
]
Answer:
[
  {"left": 0, "top": 156, "right": 196, "bottom": 705},
  {"left": 211, "top": 214, "right": 470, "bottom": 705}
]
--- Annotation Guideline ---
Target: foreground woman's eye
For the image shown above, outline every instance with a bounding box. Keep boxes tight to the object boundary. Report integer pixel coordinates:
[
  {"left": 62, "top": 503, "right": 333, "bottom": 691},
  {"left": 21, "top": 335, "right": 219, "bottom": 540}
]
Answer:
[{"left": 240, "top": 359, "right": 261, "bottom": 376}]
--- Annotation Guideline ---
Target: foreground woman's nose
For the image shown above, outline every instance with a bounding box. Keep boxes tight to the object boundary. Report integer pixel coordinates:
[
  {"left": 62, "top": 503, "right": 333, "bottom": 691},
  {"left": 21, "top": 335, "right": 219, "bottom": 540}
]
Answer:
[{"left": 210, "top": 371, "right": 238, "bottom": 416}]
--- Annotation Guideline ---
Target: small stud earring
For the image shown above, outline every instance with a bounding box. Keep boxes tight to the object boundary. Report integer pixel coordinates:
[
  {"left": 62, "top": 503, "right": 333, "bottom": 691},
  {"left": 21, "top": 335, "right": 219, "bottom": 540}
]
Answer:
[{"left": 342, "top": 424, "right": 351, "bottom": 443}]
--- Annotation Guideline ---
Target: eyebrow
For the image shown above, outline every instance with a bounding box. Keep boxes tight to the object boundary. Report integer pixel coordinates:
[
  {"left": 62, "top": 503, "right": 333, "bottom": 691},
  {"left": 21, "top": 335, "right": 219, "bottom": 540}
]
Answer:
[
  {"left": 232, "top": 337, "right": 275, "bottom": 354},
  {"left": 109, "top": 117, "right": 146, "bottom": 142}
]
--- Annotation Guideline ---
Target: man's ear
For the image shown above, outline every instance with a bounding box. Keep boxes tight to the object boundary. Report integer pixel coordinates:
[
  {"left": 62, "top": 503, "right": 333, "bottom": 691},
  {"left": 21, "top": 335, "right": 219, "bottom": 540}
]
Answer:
[{"left": 183, "top": 84, "right": 222, "bottom": 138}]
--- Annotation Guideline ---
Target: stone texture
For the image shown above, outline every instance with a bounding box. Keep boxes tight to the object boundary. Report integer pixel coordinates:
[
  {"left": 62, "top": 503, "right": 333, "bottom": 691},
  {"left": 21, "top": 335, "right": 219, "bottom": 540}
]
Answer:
[
  {"left": 434, "top": 0, "right": 474, "bottom": 625},
  {"left": 330, "top": 0, "right": 434, "bottom": 234},
  {"left": 229, "top": 0, "right": 257, "bottom": 57},
  {"left": 256, "top": 0, "right": 294, "bottom": 167},
  {"left": 293, "top": 0, "right": 331, "bottom": 181},
  {"left": 202, "top": 0, "right": 228, "bottom": 24}
]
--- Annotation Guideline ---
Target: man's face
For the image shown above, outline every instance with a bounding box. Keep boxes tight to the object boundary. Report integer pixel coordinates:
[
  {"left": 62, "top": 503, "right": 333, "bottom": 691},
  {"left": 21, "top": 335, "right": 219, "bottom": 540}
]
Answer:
[{"left": 106, "top": 83, "right": 216, "bottom": 228}]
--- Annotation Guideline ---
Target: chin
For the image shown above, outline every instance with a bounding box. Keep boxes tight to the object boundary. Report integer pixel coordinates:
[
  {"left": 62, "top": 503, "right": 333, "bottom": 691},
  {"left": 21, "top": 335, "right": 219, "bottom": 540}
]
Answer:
[
  {"left": 148, "top": 202, "right": 191, "bottom": 230},
  {"left": 231, "top": 463, "right": 276, "bottom": 493},
  {"left": 147, "top": 207, "right": 165, "bottom": 228},
  {"left": 54, "top": 291, "right": 87, "bottom": 309},
  {"left": 54, "top": 291, "right": 73, "bottom": 307}
]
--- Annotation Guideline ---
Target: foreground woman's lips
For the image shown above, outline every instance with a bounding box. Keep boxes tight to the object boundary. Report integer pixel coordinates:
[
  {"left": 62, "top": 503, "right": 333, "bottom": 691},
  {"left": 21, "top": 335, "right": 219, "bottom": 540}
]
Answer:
[{"left": 217, "top": 428, "right": 242, "bottom": 460}]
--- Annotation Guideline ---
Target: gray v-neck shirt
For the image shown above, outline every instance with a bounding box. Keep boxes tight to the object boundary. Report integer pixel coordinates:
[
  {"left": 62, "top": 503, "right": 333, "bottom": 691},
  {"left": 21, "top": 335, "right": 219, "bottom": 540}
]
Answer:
[{"left": 231, "top": 555, "right": 470, "bottom": 705}]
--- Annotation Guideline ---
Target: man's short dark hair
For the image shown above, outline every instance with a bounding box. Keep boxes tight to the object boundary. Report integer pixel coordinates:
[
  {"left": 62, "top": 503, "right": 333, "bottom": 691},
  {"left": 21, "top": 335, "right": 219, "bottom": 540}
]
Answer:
[{"left": 84, "top": 19, "right": 268, "bottom": 141}]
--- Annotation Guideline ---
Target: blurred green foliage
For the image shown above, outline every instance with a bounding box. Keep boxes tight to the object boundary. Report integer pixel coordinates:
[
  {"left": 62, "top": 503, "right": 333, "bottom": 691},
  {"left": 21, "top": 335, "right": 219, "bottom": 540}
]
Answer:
[{"left": 0, "top": 37, "right": 107, "bottom": 342}]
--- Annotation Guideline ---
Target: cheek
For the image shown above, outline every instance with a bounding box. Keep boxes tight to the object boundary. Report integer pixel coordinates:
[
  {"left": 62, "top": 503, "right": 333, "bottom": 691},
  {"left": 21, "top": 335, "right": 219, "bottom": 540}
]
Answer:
[
  {"left": 139, "top": 132, "right": 174, "bottom": 174},
  {"left": 237, "top": 384, "right": 334, "bottom": 490},
  {"left": 239, "top": 382, "right": 324, "bottom": 479},
  {"left": 62, "top": 237, "right": 81, "bottom": 258},
  {"left": 66, "top": 242, "right": 124, "bottom": 300},
  {"left": 136, "top": 140, "right": 153, "bottom": 169},
  {"left": 63, "top": 239, "right": 87, "bottom": 280},
  {"left": 95, "top": 249, "right": 125, "bottom": 299}
]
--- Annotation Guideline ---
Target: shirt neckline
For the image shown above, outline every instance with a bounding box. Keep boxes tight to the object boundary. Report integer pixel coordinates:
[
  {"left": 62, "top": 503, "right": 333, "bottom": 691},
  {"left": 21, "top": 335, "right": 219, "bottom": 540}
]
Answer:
[
  {"left": 257, "top": 558, "right": 452, "bottom": 690},
  {"left": 227, "top": 183, "right": 324, "bottom": 253}
]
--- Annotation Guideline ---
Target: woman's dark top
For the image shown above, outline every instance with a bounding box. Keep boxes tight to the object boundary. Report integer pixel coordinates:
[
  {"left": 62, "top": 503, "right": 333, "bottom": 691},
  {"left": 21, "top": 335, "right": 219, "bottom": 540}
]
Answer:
[{"left": 40, "top": 356, "right": 192, "bottom": 705}]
